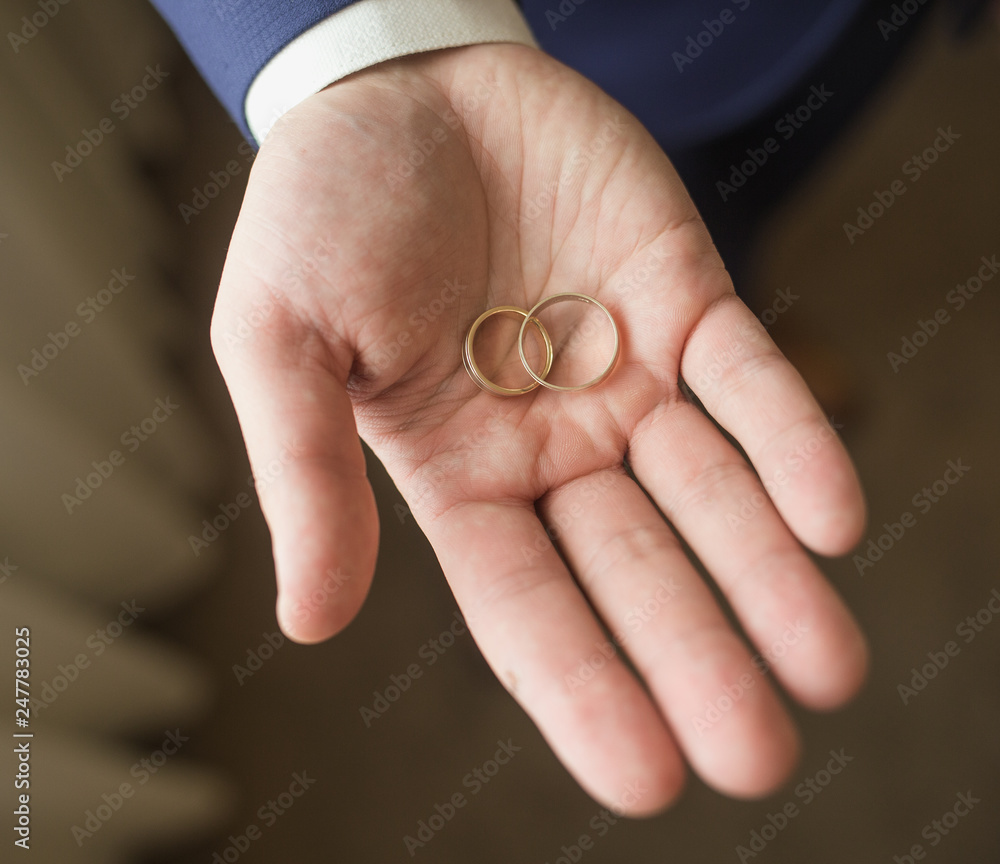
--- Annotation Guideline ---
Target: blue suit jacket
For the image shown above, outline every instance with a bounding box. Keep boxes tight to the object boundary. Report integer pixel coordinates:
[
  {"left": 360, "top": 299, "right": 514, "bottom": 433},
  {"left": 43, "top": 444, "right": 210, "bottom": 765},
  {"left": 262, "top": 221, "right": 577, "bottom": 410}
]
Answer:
[{"left": 150, "top": 0, "right": 867, "bottom": 146}]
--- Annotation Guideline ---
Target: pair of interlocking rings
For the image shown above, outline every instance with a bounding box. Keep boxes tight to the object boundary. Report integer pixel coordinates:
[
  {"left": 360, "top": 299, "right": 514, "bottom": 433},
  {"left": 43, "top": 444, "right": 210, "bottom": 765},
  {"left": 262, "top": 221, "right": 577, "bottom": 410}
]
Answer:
[{"left": 463, "top": 292, "right": 620, "bottom": 396}]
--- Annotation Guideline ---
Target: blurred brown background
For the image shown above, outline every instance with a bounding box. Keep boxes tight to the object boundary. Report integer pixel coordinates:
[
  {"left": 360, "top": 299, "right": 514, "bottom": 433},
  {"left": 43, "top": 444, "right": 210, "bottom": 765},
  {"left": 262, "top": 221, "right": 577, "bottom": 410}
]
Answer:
[{"left": 1, "top": 1, "right": 998, "bottom": 862}]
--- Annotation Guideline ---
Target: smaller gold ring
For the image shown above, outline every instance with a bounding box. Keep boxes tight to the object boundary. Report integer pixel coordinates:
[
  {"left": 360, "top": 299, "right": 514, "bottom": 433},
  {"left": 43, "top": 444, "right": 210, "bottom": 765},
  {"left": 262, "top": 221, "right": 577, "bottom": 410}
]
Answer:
[
  {"left": 464, "top": 305, "right": 554, "bottom": 396},
  {"left": 517, "top": 293, "right": 620, "bottom": 392}
]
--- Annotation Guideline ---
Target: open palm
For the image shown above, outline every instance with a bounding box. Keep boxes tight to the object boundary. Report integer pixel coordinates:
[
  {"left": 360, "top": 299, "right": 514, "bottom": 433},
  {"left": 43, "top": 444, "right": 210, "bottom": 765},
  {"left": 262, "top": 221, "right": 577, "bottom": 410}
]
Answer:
[{"left": 212, "top": 43, "right": 868, "bottom": 814}]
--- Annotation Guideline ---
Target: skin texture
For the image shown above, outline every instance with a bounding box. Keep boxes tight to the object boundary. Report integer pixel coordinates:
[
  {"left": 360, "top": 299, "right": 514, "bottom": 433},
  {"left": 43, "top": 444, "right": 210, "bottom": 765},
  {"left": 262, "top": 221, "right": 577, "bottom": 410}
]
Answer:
[{"left": 211, "top": 42, "right": 869, "bottom": 816}]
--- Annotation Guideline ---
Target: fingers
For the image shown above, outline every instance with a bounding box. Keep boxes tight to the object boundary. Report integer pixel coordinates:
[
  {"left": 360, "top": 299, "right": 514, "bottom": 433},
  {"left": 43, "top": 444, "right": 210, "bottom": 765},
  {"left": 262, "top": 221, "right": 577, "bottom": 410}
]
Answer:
[
  {"left": 211, "top": 303, "right": 379, "bottom": 645},
  {"left": 628, "top": 398, "right": 869, "bottom": 711},
  {"left": 681, "top": 295, "right": 866, "bottom": 556},
  {"left": 537, "top": 469, "right": 800, "bottom": 798},
  {"left": 418, "top": 499, "right": 686, "bottom": 816}
]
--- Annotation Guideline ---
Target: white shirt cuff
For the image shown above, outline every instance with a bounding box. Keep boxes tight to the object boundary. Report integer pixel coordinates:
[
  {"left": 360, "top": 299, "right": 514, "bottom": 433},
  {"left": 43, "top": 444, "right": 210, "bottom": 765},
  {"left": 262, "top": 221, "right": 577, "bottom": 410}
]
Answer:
[{"left": 245, "top": 0, "right": 538, "bottom": 145}]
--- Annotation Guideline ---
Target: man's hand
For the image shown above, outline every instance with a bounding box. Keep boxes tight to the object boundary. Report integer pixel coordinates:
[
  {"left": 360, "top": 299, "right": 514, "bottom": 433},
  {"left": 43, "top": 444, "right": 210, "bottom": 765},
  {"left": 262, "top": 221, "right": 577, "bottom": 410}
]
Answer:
[{"left": 211, "top": 43, "right": 868, "bottom": 815}]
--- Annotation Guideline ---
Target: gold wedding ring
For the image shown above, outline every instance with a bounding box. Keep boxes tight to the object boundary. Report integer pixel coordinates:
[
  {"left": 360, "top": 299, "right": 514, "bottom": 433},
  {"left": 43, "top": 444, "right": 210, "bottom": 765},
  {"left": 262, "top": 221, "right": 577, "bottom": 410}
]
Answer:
[
  {"left": 518, "top": 293, "right": 620, "bottom": 392},
  {"left": 464, "top": 293, "right": 620, "bottom": 396},
  {"left": 463, "top": 305, "right": 553, "bottom": 396}
]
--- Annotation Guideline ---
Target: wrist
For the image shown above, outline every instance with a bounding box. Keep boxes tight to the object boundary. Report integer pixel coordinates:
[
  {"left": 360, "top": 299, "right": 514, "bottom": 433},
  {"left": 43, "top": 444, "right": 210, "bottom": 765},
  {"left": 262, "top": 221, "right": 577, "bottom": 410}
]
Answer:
[{"left": 246, "top": 0, "right": 537, "bottom": 145}]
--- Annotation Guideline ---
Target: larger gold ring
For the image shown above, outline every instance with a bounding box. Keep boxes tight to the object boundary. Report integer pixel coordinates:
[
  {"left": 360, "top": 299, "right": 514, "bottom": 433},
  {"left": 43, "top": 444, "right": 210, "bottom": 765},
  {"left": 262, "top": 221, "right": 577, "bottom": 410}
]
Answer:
[
  {"left": 463, "top": 305, "right": 554, "bottom": 396},
  {"left": 518, "top": 293, "right": 620, "bottom": 392}
]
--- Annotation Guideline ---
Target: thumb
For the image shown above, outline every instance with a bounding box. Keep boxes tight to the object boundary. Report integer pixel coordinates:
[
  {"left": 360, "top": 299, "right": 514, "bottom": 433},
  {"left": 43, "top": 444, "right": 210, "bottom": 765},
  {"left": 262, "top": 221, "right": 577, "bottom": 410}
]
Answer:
[{"left": 210, "top": 292, "right": 379, "bottom": 645}]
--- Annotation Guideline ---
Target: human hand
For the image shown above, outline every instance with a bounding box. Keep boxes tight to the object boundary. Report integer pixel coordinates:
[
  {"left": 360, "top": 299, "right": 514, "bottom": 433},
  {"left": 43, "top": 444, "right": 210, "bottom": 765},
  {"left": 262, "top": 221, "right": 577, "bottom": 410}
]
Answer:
[{"left": 211, "top": 42, "right": 868, "bottom": 815}]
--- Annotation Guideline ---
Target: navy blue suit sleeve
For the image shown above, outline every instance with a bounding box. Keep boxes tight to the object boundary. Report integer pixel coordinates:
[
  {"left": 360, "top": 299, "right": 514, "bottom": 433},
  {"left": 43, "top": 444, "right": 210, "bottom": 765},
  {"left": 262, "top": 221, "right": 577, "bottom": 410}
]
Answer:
[{"left": 149, "top": 0, "right": 363, "bottom": 140}]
